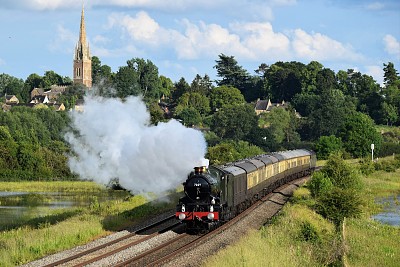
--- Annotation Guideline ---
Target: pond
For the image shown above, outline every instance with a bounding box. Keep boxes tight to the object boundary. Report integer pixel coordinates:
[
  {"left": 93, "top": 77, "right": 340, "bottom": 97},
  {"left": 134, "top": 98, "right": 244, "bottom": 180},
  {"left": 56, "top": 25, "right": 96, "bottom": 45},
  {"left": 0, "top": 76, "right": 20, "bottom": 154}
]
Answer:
[
  {"left": 372, "top": 195, "right": 400, "bottom": 226},
  {"left": 0, "top": 190, "right": 131, "bottom": 230}
]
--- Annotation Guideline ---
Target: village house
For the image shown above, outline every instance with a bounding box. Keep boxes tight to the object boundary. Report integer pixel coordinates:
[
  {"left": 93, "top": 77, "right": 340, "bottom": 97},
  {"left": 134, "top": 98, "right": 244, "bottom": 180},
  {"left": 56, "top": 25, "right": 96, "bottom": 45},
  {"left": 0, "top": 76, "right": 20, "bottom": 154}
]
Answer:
[
  {"left": 5, "top": 95, "right": 20, "bottom": 105},
  {"left": 254, "top": 99, "right": 287, "bottom": 115}
]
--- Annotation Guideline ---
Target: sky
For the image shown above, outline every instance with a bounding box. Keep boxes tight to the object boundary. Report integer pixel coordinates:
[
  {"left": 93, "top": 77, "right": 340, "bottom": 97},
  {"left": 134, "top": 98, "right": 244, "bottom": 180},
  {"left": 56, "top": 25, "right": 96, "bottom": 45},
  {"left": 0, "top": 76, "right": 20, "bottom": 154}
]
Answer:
[{"left": 0, "top": 0, "right": 399, "bottom": 86}]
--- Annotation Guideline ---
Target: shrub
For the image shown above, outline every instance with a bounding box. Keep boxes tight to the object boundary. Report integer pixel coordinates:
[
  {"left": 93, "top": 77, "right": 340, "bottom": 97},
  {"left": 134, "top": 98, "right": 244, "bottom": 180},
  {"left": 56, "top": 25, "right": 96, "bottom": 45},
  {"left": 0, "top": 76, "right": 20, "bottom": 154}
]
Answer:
[
  {"left": 307, "top": 172, "right": 333, "bottom": 198},
  {"left": 358, "top": 158, "right": 375, "bottom": 176},
  {"left": 322, "top": 153, "right": 363, "bottom": 191},
  {"left": 315, "top": 188, "right": 362, "bottom": 227},
  {"left": 315, "top": 135, "right": 343, "bottom": 160},
  {"left": 298, "top": 221, "right": 320, "bottom": 243}
]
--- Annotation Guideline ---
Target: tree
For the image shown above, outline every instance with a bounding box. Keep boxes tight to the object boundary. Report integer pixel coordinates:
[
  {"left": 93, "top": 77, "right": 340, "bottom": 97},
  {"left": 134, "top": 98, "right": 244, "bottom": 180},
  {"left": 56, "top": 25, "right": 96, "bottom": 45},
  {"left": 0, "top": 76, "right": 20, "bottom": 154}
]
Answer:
[
  {"left": 316, "top": 68, "right": 337, "bottom": 93},
  {"left": 114, "top": 66, "right": 140, "bottom": 98},
  {"left": 307, "top": 89, "right": 356, "bottom": 139},
  {"left": 42, "top": 71, "right": 63, "bottom": 88},
  {"left": 210, "top": 104, "right": 258, "bottom": 140},
  {"left": 315, "top": 135, "right": 343, "bottom": 160},
  {"left": 190, "top": 74, "right": 213, "bottom": 96},
  {"left": 383, "top": 62, "right": 399, "bottom": 87},
  {"left": 338, "top": 112, "right": 382, "bottom": 158},
  {"left": 209, "top": 85, "right": 245, "bottom": 111},
  {"left": 172, "top": 77, "right": 190, "bottom": 101},
  {"left": 126, "top": 58, "right": 161, "bottom": 100},
  {"left": 175, "top": 92, "right": 210, "bottom": 117},
  {"left": 262, "top": 108, "right": 293, "bottom": 144},
  {"left": 214, "top": 54, "right": 250, "bottom": 93},
  {"left": 177, "top": 107, "right": 202, "bottom": 126},
  {"left": 159, "top": 75, "right": 174, "bottom": 99}
]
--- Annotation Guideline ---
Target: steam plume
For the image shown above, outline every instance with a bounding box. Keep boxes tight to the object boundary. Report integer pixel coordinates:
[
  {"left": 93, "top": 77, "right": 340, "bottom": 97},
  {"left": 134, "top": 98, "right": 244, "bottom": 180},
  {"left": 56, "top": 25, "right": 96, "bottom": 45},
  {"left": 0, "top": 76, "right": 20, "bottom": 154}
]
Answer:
[{"left": 65, "top": 95, "right": 207, "bottom": 195}]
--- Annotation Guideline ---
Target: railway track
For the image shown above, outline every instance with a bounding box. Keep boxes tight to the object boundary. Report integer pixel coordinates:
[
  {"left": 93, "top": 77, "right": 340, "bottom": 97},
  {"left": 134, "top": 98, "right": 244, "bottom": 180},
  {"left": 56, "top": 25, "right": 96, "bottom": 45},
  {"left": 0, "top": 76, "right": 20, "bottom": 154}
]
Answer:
[{"left": 39, "top": 215, "right": 179, "bottom": 267}]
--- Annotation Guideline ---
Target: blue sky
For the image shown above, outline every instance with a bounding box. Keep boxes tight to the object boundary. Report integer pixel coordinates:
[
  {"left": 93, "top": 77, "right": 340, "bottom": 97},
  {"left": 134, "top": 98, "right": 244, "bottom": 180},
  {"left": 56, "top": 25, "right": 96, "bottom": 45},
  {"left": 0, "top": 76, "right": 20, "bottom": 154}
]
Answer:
[{"left": 0, "top": 0, "right": 399, "bottom": 85}]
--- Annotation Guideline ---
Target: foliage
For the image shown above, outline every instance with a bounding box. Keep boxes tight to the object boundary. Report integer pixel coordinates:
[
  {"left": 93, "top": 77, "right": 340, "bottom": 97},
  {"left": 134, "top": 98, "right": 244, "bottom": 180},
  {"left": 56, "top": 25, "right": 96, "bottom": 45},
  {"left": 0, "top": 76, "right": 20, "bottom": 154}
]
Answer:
[
  {"left": 210, "top": 104, "right": 258, "bottom": 140},
  {"left": 209, "top": 85, "right": 245, "bottom": 111},
  {"left": 321, "top": 153, "right": 363, "bottom": 190},
  {"left": 307, "top": 171, "right": 333, "bottom": 198},
  {"left": 338, "top": 111, "right": 382, "bottom": 158},
  {"left": 315, "top": 188, "right": 362, "bottom": 227},
  {"left": 358, "top": 158, "right": 375, "bottom": 176},
  {"left": 214, "top": 53, "right": 250, "bottom": 94},
  {"left": 315, "top": 135, "right": 343, "bottom": 160},
  {"left": 206, "top": 140, "right": 263, "bottom": 165}
]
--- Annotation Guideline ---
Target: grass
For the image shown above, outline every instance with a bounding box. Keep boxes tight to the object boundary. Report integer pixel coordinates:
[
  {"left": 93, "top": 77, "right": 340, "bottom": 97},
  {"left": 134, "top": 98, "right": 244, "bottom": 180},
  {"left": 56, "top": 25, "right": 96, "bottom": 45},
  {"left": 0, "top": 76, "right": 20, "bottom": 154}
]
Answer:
[
  {"left": 0, "top": 183, "right": 180, "bottom": 267},
  {"left": 0, "top": 181, "right": 105, "bottom": 193},
  {"left": 203, "top": 204, "right": 338, "bottom": 267},
  {"left": 203, "top": 162, "right": 400, "bottom": 267},
  {"left": 345, "top": 218, "right": 400, "bottom": 267}
]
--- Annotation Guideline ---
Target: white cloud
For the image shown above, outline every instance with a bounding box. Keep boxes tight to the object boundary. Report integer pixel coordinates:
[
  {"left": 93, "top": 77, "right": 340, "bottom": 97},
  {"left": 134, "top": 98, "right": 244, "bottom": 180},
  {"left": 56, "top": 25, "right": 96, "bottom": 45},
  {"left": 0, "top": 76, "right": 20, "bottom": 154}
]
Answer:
[
  {"left": 104, "top": 11, "right": 366, "bottom": 66},
  {"left": 365, "top": 2, "right": 385, "bottom": 10},
  {"left": 383, "top": 34, "right": 400, "bottom": 58},
  {"left": 365, "top": 65, "right": 384, "bottom": 85},
  {"left": 291, "top": 29, "right": 363, "bottom": 61}
]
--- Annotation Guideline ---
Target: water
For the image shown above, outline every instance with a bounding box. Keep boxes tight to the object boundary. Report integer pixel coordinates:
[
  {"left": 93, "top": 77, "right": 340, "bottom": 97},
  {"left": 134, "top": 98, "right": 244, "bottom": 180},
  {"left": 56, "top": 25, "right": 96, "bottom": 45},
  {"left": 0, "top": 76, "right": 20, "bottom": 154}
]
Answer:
[
  {"left": 0, "top": 190, "right": 130, "bottom": 230},
  {"left": 372, "top": 195, "right": 400, "bottom": 226}
]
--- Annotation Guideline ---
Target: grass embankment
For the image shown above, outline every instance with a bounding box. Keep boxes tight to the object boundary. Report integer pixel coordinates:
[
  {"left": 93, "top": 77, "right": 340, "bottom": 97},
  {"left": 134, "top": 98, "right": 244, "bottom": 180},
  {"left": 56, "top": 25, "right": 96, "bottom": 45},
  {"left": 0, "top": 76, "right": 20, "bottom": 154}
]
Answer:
[
  {"left": 0, "top": 181, "right": 179, "bottom": 267},
  {"left": 203, "top": 168, "right": 400, "bottom": 267}
]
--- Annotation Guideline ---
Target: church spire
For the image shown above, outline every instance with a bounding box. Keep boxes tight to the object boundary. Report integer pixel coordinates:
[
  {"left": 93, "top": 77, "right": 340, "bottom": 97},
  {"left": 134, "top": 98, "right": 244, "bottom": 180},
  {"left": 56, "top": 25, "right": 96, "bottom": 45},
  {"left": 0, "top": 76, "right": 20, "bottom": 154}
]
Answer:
[
  {"left": 73, "top": 4, "right": 92, "bottom": 88},
  {"left": 79, "top": 4, "right": 87, "bottom": 47}
]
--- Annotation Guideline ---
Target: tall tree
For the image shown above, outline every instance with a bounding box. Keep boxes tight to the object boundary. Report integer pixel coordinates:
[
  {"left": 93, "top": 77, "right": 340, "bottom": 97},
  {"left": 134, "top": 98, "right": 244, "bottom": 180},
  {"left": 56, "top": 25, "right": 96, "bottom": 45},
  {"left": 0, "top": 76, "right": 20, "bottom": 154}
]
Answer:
[{"left": 214, "top": 54, "right": 250, "bottom": 93}]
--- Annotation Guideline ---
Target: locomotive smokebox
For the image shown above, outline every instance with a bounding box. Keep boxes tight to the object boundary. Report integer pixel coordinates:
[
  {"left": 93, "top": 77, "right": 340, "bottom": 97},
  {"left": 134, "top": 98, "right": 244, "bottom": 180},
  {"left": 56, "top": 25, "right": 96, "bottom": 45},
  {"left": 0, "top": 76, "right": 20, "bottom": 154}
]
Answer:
[{"left": 194, "top": 166, "right": 206, "bottom": 174}]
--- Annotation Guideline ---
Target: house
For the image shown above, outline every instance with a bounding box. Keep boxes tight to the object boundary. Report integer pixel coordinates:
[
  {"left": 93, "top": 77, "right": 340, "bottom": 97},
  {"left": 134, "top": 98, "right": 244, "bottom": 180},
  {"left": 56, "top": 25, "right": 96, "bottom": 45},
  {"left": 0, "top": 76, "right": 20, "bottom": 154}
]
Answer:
[
  {"left": 254, "top": 99, "right": 287, "bottom": 115},
  {"left": 5, "top": 95, "right": 19, "bottom": 105},
  {"left": 30, "top": 95, "right": 50, "bottom": 104}
]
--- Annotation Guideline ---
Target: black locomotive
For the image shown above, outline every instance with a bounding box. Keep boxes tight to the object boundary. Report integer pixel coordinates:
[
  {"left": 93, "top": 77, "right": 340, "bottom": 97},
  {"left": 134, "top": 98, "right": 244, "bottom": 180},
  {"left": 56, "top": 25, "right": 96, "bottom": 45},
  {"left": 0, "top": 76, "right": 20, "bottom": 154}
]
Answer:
[{"left": 176, "top": 149, "right": 317, "bottom": 231}]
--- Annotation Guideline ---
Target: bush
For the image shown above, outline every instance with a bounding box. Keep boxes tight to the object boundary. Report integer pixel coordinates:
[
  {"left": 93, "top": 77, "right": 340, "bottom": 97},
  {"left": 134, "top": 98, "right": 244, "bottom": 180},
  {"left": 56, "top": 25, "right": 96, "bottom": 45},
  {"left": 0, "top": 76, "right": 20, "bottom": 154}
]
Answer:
[
  {"left": 315, "top": 135, "right": 343, "bottom": 160},
  {"left": 298, "top": 221, "right": 320, "bottom": 243},
  {"left": 358, "top": 158, "right": 375, "bottom": 176},
  {"left": 315, "top": 188, "right": 362, "bottom": 227},
  {"left": 322, "top": 153, "right": 363, "bottom": 191},
  {"left": 307, "top": 172, "right": 333, "bottom": 198}
]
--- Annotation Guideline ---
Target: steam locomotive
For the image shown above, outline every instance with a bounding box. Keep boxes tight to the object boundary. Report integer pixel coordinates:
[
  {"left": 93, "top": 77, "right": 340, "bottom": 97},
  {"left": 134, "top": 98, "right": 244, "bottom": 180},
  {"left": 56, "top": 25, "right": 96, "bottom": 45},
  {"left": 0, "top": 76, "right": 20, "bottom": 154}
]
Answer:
[{"left": 175, "top": 149, "right": 317, "bottom": 231}]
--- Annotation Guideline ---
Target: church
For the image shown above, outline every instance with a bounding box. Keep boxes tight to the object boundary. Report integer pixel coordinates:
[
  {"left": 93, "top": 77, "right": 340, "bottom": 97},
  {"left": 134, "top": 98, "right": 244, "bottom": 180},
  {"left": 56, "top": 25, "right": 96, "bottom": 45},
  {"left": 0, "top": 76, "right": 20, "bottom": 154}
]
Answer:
[{"left": 73, "top": 5, "right": 92, "bottom": 88}]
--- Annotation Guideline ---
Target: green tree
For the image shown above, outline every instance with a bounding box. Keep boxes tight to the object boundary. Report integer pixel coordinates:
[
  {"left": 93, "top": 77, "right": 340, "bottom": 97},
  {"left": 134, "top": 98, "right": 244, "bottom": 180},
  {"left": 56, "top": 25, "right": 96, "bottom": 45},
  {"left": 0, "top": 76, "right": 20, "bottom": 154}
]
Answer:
[
  {"left": 172, "top": 77, "right": 190, "bottom": 102},
  {"left": 315, "top": 135, "right": 343, "bottom": 160},
  {"left": 190, "top": 74, "right": 213, "bottom": 96},
  {"left": 209, "top": 85, "right": 245, "bottom": 111},
  {"left": 214, "top": 54, "right": 250, "bottom": 94},
  {"left": 175, "top": 92, "right": 210, "bottom": 117},
  {"left": 177, "top": 107, "right": 202, "bottom": 126},
  {"left": 42, "top": 71, "right": 63, "bottom": 88},
  {"left": 338, "top": 112, "right": 382, "bottom": 158},
  {"left": 115, "top": 66, "right": 140, "bottom": 98},
  {"left": 210, "top": 104, "right": 258, "bottom": 140},
  {"left": 126, "top": 58, "right": 161, "bottom": 100}
]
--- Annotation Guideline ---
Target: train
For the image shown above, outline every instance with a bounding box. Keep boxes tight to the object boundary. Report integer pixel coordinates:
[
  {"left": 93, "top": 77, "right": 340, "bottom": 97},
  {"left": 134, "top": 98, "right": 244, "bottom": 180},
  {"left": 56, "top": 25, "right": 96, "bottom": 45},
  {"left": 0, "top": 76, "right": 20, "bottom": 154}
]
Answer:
[{"left": 175, "top": 149, "right": 317, "bottom": 232}]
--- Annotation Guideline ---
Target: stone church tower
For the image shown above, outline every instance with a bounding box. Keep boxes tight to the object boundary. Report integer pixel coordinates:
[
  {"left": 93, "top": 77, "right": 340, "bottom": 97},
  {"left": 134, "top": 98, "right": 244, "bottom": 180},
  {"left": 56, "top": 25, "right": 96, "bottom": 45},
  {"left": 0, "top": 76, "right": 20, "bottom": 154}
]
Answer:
[{"left": 73, "top": 5, "right": 92, "bottom": 88}]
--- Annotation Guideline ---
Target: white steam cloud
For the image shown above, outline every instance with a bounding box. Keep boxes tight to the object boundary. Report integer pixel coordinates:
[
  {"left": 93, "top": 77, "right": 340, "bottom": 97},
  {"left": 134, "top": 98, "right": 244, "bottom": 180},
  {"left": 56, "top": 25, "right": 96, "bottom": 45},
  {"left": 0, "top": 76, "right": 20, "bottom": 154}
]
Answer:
[{"left": 65, "top": 95, "right": 207, "bottom": 195}]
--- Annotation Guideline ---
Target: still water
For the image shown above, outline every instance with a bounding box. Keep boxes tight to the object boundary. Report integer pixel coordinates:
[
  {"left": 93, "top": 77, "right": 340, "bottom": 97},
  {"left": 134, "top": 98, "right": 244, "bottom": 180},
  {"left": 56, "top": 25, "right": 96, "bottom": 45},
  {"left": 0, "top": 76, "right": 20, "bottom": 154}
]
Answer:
[
  {"left": 0, "top": 190, "right": 130, "bottom": 230},
  {"left": 372, "top": 195, "right": 400, "bottom": 226}
]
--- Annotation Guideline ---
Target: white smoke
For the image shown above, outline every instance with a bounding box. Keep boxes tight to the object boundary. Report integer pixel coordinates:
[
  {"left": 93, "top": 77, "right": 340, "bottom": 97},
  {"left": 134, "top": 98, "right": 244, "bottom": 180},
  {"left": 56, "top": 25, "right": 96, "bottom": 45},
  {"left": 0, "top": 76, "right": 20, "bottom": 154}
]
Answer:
[{"left": 65, "top": 95, "right": 208, "bottom": 195}]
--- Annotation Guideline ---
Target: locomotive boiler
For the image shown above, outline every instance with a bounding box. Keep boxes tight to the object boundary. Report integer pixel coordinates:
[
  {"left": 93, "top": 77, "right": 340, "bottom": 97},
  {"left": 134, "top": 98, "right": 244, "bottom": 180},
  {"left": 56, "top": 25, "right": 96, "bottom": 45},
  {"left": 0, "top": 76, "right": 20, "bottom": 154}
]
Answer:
[{"left": 176, "top": 149, "right": 317, "bottom": 231}]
